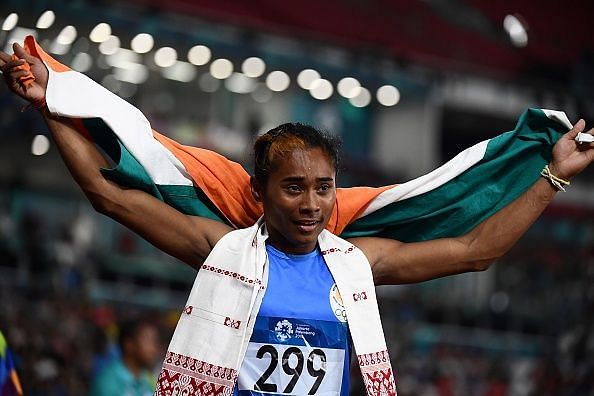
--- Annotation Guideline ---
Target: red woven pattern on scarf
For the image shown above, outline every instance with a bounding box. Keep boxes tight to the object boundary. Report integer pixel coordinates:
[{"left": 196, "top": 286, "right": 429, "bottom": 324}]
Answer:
[
  {"left": 155, "top": 351, "right": 237, "bottom": 396},
  {"left": 358, "top": 350, "right": 397, "bottom": 396},
  {"left": 201, "top": 264, "right": 262, "bottom": 286}
]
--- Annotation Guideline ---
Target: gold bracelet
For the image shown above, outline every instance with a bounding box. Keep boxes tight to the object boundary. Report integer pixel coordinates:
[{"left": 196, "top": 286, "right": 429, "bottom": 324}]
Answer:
[{"left": 540, "top": 165, "right": 570, "bottom": 192}]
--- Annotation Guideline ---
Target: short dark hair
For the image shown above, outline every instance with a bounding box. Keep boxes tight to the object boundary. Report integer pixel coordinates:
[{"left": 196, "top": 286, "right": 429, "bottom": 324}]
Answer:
[
  {"left": 253, "top": 123, "right": 341, "bottom": 185},
  {"left": 118, "top": 319, "right": 152, "bottom": 352}
]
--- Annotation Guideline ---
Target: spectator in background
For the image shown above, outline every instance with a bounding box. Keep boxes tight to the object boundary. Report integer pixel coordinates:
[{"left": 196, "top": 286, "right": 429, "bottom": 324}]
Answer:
[
  {"left": 90, "top": 319, "right": 160, "bottom": 396},
  {"left": 0, "top": 330, "right": 23, "bottom": 396}
]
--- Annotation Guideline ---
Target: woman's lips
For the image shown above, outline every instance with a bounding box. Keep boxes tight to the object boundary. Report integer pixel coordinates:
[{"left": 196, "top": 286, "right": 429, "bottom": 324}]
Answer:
[{"left": 294, "top": 220, "right": 319, "bottom": 233}]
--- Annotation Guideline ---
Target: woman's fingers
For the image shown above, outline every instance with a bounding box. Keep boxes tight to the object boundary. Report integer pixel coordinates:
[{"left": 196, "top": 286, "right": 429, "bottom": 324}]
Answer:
[
  {"left": 1, "top": 59, "right": 26, "bottom": 73},
  {"left": 565, "top": 119, "right": 585, "bottom": 140},
  {"left": 12, "top": 43, "right": 38, "bottom": 65},
  {"left": 1, "top": 62, "right": 29, "bottom": 82},
  {"left": 10, "top": 69, "right": 30, "bottom": 79},
  {"left": 0, "top": 50, "right": 12, "bottom": 65}
]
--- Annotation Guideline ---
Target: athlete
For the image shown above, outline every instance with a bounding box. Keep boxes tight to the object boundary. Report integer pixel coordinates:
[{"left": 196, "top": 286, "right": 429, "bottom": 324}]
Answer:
[{"left": 1, "top": 43, "right": 593, "bottom": 395}]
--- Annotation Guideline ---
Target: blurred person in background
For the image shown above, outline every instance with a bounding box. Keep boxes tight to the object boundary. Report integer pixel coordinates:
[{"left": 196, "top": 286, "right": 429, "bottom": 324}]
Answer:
[
  {"left": 1, "top": 39, "right": 594, "bottom": 396},
  {"left": 90, "top": 319, "right": 160, "bottom": 396},
  {"left": 0, "top": 330, "right": 23, "bottom": 396}
]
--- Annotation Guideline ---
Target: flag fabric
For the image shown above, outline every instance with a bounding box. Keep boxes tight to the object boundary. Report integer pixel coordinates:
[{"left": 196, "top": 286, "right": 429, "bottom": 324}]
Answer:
[
  {"left": 23, "top": 36, "right": 572, "bottom": 242},
  {"left": 0, "top": 331, "right": 23, "bottom": 396}
]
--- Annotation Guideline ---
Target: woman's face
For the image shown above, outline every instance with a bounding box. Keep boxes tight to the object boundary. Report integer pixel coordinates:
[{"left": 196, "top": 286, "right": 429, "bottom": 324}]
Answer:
[{"left": 254, "top": 146, "right": 336, "bottom": 254}]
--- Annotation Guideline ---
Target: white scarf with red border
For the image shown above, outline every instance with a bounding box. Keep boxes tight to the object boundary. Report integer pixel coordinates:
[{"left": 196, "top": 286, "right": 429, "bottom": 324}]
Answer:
[{"left": 155, "top": 220, "right": 396, "bottom": 396}]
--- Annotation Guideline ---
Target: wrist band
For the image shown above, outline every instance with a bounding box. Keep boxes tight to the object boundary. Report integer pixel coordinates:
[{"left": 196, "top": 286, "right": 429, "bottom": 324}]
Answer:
[{"left": 541, "top": 165, "right": 570, "bottom": 192}]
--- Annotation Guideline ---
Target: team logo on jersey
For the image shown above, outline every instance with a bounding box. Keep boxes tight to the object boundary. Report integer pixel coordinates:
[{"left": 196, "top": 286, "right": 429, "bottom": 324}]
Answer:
[
  {"left": 329, "top": 284, "right": 347, "bottom": 323},
  {"left": 274, "top": 319, "right": 294, "bottom": 342}
]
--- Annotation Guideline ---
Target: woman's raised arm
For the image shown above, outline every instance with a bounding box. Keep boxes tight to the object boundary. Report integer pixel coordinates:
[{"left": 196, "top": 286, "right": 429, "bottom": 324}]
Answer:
[
  {"left": 0, "top": 44, "right": 231, "bottom": 269},
  {"left": 352, "top": 120, "right": 594, "bottom": 285}
]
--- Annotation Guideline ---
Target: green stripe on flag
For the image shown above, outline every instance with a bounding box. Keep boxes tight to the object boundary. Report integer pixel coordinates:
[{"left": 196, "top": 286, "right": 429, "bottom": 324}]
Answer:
[
  {"left": 83, "top": 118, "right": 228, "bottom": 224},
  {"left": 340, "top": 109, "right": 567, "bottom": 241}
]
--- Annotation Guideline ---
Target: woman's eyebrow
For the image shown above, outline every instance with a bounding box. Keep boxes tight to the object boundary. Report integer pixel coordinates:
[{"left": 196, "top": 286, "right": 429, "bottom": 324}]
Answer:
[
  {"left": 317, "top": 177, "right": 334, "bottom": 182},
  {"left": 280, "top": 176, "right": 335, "bottom": 182},
  {"left": 280, "top": 176, "right": 306, "bottom": 182}
]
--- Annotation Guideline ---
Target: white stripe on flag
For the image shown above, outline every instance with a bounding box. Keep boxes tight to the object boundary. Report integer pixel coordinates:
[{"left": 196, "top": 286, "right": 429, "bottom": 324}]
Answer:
[
  {"left": 545, "top": 108, "right": 594, "bottom": 144},
  {"left": 45, "top": 68, "right": 192, "bottom": 186},
  {"left": 542, "top": 109, "right": 573, "bottom": 130},
  {"left": 359, "top": 140, "right": 489, "bottom": 218}
]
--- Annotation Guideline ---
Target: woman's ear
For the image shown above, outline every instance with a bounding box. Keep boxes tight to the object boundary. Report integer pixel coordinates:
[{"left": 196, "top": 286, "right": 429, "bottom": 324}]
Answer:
[{"left": 250, "top": 176, "right": 262, "bottom": 202}]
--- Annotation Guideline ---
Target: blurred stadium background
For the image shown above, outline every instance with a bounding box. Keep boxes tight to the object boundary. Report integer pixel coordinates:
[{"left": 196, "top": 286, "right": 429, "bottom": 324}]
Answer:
[{"left": 0, "top": 0, "right": 593, "bottom": 394}]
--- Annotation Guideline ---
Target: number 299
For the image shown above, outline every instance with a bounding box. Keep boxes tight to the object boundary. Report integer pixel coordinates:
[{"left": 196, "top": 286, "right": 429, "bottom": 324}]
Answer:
[{"left": 255, "top": 345, "right": 327, "bottom": 394}]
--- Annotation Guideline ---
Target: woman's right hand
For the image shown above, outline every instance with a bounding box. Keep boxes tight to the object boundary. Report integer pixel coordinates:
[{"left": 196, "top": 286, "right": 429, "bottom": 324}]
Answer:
[{"left": 0, "top": 42, "right": 48, "bottom": 105}]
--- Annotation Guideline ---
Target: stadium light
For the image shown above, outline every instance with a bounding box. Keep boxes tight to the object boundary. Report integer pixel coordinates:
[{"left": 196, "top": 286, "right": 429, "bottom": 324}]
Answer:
[
  {"left": 349, "top": 87, "right": 371, "bottom": 107},
  {"left": 31, "top": 135, "right": 50, "bottom": 156},
  {"left": 36, "top": 10, "right": 55, "bottom": 29},
  {"left": 376, "top": 85, "right": 400, "bottom": 106},
  {"left": 504, "top": 14, "right": 528, "bottom": 47},
  {"left": 89, "top": 22, "right": 111, "bottom": 43},
  {"left": 71, "top": 52, "right": 93, "bottom": 72},
  {"left": 309, "top": 78, "right": 333, "bottom": 100},
  {"left": 337, "top": 77, "right": 360, "bottom": 99},
  {"left": 266, "top": 71, "right": 290, "bottom": 92},
  {"left": 225, "top": 72, "right": 256, "bottom": 94},
  {"left": 57, "top": 25, "right": 77, "bottom": 45},
  {"left": 154, "top": 47, "right": 177, "bottom": 68},
  {"left": 210, "top": 58, "right": 233, "bottom": 79},
  {"left": 131, "top": 33, "right": 154, "bottom": 54},
  {"left": 297, "top": 69, "right": 320, "bottom": 90},
  {"left": 1, "top": 13, "right": 18, "bottom": 31},
  {"left": 242, "top": 57, "right": 266, "bottom": 78},
  {"left": 98, "top": 35, "right": 120, "bottom": 55},
  {"left": 188, "top": 45, "right": 211, "bottom": 66}
]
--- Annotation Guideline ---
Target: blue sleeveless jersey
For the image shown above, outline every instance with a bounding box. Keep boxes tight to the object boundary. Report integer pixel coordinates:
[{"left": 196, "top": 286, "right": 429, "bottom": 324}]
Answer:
[{"left": 233, "top": 244, "right": 350, "bottom": 395}]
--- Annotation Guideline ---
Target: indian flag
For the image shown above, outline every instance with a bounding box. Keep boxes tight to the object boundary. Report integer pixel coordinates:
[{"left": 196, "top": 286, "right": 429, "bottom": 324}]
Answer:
[{"left": 22, "top": 36, "right": 571, "bottom": 242}]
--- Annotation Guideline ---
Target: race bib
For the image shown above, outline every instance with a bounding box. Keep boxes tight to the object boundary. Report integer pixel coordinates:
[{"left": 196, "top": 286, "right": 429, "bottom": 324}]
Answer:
[{"left": 237, "top": 317, "right": 348, "bottom": 395}]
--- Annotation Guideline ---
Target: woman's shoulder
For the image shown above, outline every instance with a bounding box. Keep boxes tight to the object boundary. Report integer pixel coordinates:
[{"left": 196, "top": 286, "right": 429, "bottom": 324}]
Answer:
[
  {"left": 212, "top": 223, "right": 262, "bottom": 252},
  {"left": 320, "top": 229, "right": 357, "bottom": 248}
]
